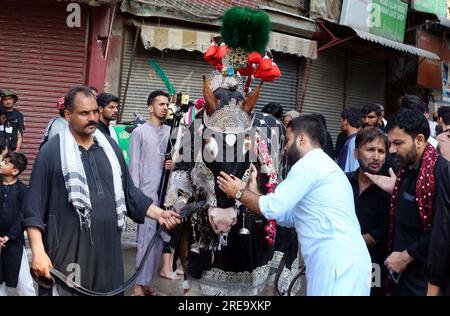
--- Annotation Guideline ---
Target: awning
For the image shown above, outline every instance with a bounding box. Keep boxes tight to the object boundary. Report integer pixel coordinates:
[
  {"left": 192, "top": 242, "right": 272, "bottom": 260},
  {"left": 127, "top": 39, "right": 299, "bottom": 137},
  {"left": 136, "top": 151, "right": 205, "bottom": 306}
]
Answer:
[
  {"left": 76, "top": 0, "right": 120, "bottom": 6},
  {"left": 352, "top": 28, "right": 440, "bottom": 60},
  {"left": 316, "top": 19, "right": 440, "bottom": 60},
  {"left": 135, "top": 23, "right": 318, "bottom": 59},
  {"left": 121, "top": 0, "right": 258, "bottom": 24}
]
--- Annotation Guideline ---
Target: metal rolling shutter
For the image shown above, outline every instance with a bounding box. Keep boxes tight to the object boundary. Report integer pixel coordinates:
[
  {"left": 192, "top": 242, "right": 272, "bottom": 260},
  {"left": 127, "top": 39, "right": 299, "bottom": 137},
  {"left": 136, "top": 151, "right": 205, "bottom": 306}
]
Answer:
[
  {"left": 119, "top": 27, "right": 212, "bottom": 122},
  {"left": 0, "top": 0, "right": 88, "bottom": 183},
  {"left": 346, "top": 55, "right": 386, "bottom": 109},
  {"left": 299, "top": 48, "right": 345, "bottom": 141},
  {"left": 252, "top": 52, "right": 299, "bottom": 113},
  {"left": 120, "top": 27, "right": 299, "bottom": 121}
]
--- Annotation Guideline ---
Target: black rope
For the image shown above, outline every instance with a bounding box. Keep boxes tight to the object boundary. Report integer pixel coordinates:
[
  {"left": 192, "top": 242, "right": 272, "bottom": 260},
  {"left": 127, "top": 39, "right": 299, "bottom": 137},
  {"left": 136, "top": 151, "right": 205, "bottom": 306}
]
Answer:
[
  {"left": 274, "top": 253, "right": 287, "bottom": 296},
  {"left": 31, "top": 200, "right": 207, "bottom": 296},
  {"left": 287, "top": 265, "right": 306, "bottom": 296}
]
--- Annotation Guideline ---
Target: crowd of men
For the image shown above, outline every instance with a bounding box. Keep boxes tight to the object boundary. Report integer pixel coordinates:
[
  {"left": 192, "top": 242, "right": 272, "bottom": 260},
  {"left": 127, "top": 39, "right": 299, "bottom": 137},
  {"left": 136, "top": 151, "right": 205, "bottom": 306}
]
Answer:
[
  {"left": 334, "top": 97, "right": 450, "bottom": 296},
  {"left": 1, "top": 85, "right": 450, "bottom": 296},
  {"left": 221, "top": 96, "right": 450, "bottom": 296}
]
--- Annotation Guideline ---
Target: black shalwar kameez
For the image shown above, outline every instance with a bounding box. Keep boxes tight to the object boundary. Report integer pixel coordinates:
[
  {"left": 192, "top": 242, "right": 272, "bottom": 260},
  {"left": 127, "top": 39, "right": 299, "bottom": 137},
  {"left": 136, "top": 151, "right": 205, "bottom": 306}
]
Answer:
[
  {"left": 0, "top": 181, "right": 27, "bottom": 287},
  {"left": 24, "top": 135, "right": 152, "bottom": 295}
]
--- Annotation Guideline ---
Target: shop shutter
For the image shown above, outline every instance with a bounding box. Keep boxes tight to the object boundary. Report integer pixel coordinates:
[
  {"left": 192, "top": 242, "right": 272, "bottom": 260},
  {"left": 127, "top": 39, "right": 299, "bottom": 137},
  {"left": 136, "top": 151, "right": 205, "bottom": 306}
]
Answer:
[
  {"left": 299, "top": 48, "right": 346, "bottom": 141},
  {"left": 0, "top": 0, "right": 88, "bottom": 183},
  {"left": 346, "top": 55, "right": 386, "bottom": 109}
]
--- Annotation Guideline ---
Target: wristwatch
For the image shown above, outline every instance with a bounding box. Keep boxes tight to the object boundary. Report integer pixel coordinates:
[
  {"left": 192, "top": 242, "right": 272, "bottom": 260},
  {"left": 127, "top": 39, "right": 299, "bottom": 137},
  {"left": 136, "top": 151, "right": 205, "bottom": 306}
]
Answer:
[{"left": 235, "top": 188, "right": 246, "bottom": 200}]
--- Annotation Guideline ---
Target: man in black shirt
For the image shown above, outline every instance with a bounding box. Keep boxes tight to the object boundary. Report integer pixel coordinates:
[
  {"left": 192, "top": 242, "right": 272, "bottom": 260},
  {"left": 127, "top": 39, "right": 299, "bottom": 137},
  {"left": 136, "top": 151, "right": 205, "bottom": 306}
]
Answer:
[
  {"left": 367, "top": 109, "right": 450, "bottom": 296},
  {"left": 24, "top": 86, "right": 180, "bottom": 295},
  {"left": 347, "top": 127, "right": 390, "bottom": 295},
  {"left": 96, "top": 92, "right": 119, "bottom": 142},
  {"left": 1, "top": 90, "right": 24, "bottom": 152}
]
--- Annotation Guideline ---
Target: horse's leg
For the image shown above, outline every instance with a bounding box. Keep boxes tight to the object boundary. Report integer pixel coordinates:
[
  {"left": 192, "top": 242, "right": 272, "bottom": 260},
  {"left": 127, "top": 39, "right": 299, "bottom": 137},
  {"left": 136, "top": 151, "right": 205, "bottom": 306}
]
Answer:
[{"left": 177, "top": 222, "right": 190, "bottom": 293}]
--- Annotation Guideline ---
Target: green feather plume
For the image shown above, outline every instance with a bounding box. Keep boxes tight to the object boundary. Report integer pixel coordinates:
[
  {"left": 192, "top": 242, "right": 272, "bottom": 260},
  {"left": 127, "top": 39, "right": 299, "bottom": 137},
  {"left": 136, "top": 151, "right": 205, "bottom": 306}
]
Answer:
[
  {"left": 221, "top": 7, "right": 271, "bottom": 54},
  {"left": 148, "top": 59, "right": 176, "bottom": 95}
]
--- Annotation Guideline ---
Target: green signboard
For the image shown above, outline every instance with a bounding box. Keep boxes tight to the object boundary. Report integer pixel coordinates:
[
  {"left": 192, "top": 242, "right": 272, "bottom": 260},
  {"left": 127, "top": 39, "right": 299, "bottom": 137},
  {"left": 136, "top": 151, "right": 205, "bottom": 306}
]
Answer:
[
  {"left": 370, "top": 0, "right": 408, "bottom": 42},
  {"left": 341, "top": 0, "right": 408, "bottom": 43},
  {"left": 413, "top": 0, "right": 447, "bottom": 17},
  {"left": 114, "top": 124, "right": 134, "bottom": 166}
]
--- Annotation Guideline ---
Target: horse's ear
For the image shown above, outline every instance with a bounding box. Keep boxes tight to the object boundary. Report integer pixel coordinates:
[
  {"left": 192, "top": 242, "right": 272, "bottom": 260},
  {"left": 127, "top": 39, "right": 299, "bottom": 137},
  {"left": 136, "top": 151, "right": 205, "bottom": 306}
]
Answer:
[
  {"left": 242, "top": 81, "right": 263, "bottom": 114},
  {"left": 203, "top": 76, "right": 218, "bottom": 115}
]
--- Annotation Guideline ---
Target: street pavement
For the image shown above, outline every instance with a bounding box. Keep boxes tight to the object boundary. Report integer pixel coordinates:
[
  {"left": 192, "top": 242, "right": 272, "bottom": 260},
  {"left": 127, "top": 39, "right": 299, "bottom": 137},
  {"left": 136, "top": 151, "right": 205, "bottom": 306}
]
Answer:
[
  {"left": 18, "top": 232, "right": 301, "bottom": 296},
  {"left": 121, "top": 233, "right": 278, "bottom": 296}
]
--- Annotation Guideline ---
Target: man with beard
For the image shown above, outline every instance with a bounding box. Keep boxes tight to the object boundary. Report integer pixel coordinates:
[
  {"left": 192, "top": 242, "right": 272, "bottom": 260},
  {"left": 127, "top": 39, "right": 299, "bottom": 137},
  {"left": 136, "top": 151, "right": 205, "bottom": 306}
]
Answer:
[
  {"left": 129, "top": 90, "right": 174, "bottom": 296},
  {"left": 96, "top": 92, "right": 119, "bottom": 143},
  {"left": 23, "top": 86, "right": 180, "bottom": 295},
  {"left": 217, "top": 115, "right": 372, "bottom": 296},
  {"left": 346, "top": 127, "right": 390, "bottom": 295},
  {"left": 366, "top": 108, "right": 450, "bottom": 295}
]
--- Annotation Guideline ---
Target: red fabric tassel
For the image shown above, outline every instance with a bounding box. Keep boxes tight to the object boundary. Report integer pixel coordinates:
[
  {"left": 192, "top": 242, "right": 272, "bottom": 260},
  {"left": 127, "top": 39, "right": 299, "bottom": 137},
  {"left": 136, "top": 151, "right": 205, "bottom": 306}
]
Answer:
[
  {"left": 215, "top": 43, "right": 229, "bottom": 62},
  {"left": 238, "top": 64, "right": 255, "bottom": 76},
  {"left": 254, "top": 60, "right": 281, "bottom": 82},
  {"left": 204, "top": 42, "right": 218, "bottom": 64},
  {"left": 248, "top": 51, "right": 262, "bottom": 64},
  {"left": 271, "top": 62, "right": 281, "bottom": 77},
  {"left": 258, "top": 56, "right": 273, "bottom": 71}
]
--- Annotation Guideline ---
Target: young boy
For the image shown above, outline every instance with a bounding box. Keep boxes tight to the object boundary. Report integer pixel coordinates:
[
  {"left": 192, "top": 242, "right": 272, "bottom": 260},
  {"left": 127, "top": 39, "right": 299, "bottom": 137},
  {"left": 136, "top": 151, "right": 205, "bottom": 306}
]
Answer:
[{"left": 0, "top": 152, "right": 35, "bottom": 295}]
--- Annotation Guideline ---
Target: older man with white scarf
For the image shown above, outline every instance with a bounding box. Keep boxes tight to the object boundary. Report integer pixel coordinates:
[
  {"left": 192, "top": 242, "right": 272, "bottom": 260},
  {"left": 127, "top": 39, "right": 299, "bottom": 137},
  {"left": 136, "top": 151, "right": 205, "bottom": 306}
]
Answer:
[{"left": 23, "top": 86, "right": 180, "bottom": 296}]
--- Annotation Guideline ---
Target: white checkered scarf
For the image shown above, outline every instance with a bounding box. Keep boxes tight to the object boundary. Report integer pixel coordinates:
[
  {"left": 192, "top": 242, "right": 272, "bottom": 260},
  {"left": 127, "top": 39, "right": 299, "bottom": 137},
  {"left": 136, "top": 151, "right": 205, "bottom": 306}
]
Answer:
[{"left": 59, "top": 126, "right": 127, "bottom": 232}]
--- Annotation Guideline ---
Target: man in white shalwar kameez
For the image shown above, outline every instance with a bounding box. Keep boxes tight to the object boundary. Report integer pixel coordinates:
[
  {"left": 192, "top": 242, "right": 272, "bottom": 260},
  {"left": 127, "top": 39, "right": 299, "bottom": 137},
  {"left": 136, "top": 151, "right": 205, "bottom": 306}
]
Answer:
[
  {"left": 129, "top": 90, "right": 172, "bottom": 296},
  {"left": 218, "top": 115, "right": 372, "bottom": 296}
]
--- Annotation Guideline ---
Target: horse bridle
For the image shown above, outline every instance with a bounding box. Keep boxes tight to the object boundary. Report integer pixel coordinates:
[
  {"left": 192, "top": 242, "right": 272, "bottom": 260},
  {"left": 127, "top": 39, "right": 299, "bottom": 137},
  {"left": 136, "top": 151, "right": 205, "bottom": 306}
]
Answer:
[{"left": 31, "top": 200, "right": 207, "bottom": 296}]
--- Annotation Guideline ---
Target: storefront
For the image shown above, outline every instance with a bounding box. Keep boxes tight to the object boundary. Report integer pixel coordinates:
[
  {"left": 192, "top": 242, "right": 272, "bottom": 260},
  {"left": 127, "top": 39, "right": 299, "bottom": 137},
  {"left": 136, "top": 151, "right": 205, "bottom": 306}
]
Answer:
[
  {"left": 0, "top": 0, "right": 117, "bottom": 182},
  {"left": 118, "top": 24, "right": 317, "bottom": 122},
  {"left": 413, "top": 1, "right": 450, "bottom": 110},
  {"left": 306, "top": 0, "right": 440, "bottom": 141}
]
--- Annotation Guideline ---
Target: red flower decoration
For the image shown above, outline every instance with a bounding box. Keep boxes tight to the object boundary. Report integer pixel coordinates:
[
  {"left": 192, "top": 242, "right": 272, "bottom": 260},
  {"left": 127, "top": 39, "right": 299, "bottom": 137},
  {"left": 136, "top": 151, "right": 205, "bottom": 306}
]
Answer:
[
  {"left": 257, "top": 135, "right": 279, "bottom": 246},
  {"left": 195, "top": 97, "right": 205, "bottom": 110}
]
